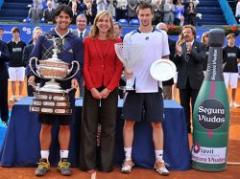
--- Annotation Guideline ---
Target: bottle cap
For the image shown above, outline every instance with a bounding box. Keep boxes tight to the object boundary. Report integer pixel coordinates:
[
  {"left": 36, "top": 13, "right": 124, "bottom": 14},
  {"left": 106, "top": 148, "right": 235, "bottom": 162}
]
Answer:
[{"left": 208, "top": 29, "right": 225, "bottom": 47}]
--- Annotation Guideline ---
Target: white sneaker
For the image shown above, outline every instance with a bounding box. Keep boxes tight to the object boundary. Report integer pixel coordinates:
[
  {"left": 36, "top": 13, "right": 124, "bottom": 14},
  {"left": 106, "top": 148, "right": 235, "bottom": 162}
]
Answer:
[
  {"left": 154, "top": 160, "right": 169, "bottom": 176},
  {"left": 121, "top": 160, "right": 134, "bottom": 174}
]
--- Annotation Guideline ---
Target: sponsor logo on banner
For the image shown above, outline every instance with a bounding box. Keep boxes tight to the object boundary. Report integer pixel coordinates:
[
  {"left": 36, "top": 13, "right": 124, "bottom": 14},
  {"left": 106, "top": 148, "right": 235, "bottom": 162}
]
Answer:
[
  {"left": 192, "top": 145, "right": 226, "bottom": 164},
  {"left": 198, "top": 99, "right": 225, "bottom": 129}
]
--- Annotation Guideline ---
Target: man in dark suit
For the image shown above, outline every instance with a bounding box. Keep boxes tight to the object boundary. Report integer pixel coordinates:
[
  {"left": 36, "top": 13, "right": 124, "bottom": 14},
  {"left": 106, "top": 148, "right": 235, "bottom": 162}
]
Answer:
[
  {"left": 174, "top": 25, "right": 204, "bottom": 133},
  {"left": 22, "top": 27, "right": 43, "bottom": 96},
  {"left": 0, "top": 39, "right": 10, "bottom": 125},
  {"left": 73, "top": 14, "right": 90, "bottom": 97},
  {"left": 72, "top": 14, "right": 90, "bottom": 40}
]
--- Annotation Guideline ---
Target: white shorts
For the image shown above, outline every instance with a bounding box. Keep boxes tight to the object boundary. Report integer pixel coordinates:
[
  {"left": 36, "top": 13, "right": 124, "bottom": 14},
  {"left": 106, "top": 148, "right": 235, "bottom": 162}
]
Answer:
[
  {"left": 223, "top": 72, "right": 238, "bottom": 89},
  {"left": 8, "top": 67, "right": 25, "bottom": 81}
]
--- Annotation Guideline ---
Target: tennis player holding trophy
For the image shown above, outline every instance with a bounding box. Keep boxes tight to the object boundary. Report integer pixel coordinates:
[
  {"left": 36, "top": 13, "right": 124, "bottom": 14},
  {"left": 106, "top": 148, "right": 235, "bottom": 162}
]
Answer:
[
  {"left": 27, "top": 5, "right": 83, "bottom": 177},
  {"left": 119, "top": 2, "right": 176, "bottom": 176}
]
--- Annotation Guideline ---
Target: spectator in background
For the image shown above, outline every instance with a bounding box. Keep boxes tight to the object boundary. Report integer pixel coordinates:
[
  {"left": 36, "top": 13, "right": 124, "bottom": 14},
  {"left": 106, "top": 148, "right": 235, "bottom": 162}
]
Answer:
[
  {"left": 113, "top": 21, "right": 123, "bottom": 39},
  {"left": 32, "top": 0, "right": 45, "bottom": 11},
  {"left": 22, "top": 27, "right": 43, "bottom": 96},
  {"left": 0, "top": 27, "right": 4, "bottom": 40},
  {"left": 0, "top": 39, "right": 10, "bottom": 125},
  {"left": 236, "top": 0, "right": 240, "bottom": 23},
  {"left": 43, "top": 0, "right": 55, "bottom": 23},
  {"left": 127, "top": 0, "right": 138, "bottom": 21},
  {"left": 29, "top": 2, "right": 43, "bottom": 24},
  {"left": 97, "top": 0, "right": 108, "bottom": 13},
  {"left": 186, "top": 1, "right": 196, "bottom": 25},
  {"left": 79, "top": 0, "right": 88, "bottom": 14},
  {"left": 91, "top": 0, "right": 98, "bottom": 24},
  {"left": 71, "top": 2, "right": 79, "bottom": 24},
  {"left": 223, "top": 33, "right": 240, "bottom": 108},
  {"left": 174, "top": 0, "right": 184, "bottom": 25},
  {"left": 7, "top": 27, "right": 26, "bottom": 102},
  {"left": 49, "top": 0, "right": 57, "bottom": 8},
  {"left": 68, "top": 0, "right": 83, "bottom": 13},
  {"left": 115, "top": 0, "right": 128, "bottom": 20},
  {"left": 163, "top": 0, "right": 175, "bottom": 24},
  {"left": 57, "top": 0, "right": 69, "bottom": 4},
  {"left": 84, "top": 0, "right": 94, "bottom": 24},
  {"left": 187, "top": 0, "right": 199, "bottom": 7},
  {"left": 152, "top": 0, "right": 164, "bottom": 25},
  {"left": 107, "top": 0, "right": 116, "bottom": 20},
  {"left": 200, "top": 31, "right": 209, "bottom": 75},
  {"left": 73, "top": 14, "right": 90, "bottom": 40}
]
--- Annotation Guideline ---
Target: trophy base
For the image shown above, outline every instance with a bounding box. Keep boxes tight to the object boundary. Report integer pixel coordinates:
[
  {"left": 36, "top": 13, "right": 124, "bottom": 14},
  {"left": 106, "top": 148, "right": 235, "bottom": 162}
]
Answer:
[{"left": 30, "top": 91, "right": 72, "bottom": 115}]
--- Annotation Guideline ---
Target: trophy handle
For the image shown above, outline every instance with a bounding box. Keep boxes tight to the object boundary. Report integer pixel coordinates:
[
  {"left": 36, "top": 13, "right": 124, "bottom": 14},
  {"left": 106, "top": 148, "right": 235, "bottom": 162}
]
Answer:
[
  {"left": 29, "top": 83, "right": 40, "bottom": 91},
  {"left": 63, "top": 60, "right": 80, "bottom": 81},
  {"left": 64, "top": 87, "right": 74, "bottom": 93},
  {"left": 29, "top": 57, "right": 41, "bottom": 78}
]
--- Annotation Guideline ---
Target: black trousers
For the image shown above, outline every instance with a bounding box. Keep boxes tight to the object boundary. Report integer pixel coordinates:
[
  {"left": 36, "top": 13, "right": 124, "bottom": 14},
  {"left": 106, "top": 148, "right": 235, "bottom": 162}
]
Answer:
[
  {"left": 79, "top": 88, "right": 118, "bottom": 172},
  {"left": 0, "top": 79, "right": 9, "bottom": 122},
  {"left": 179, "top": 83, "right": 199, "bottom": 133}
]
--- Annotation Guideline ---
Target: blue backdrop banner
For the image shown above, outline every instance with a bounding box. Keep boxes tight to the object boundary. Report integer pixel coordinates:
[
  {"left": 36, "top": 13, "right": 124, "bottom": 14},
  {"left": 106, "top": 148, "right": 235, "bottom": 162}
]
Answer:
[{"left": 0, "top": 23, "right": 211, "bottom": 44}]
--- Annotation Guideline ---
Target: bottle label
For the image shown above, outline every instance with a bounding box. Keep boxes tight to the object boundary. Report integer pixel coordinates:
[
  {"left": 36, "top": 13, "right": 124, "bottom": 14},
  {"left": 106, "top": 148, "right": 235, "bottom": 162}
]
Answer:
[
  {"left": 198, "top": 99, "right": 225, "bottom": 129},
  {"left": 206, "top": 47, "right": 224, "bottom": 81},
  {"left": 192, "top": 145, "right": 226, "bottom": 164}
]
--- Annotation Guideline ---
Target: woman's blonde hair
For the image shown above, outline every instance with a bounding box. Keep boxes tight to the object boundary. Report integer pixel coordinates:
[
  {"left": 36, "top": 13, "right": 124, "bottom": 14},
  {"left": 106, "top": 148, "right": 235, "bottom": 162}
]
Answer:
[
  {"left": 201, "top": 32, "right": 209, "bottom": 45},
  {"left": 90, "top": 11, "right": 115, "bottom": 39},
  {"left": 176, "top": 33, "right": 184, "bottom": 46}
]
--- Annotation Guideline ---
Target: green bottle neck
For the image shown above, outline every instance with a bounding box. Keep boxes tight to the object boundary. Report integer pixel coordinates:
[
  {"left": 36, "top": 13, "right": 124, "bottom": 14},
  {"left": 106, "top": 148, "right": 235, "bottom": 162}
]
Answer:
[{"left": 205, "top": 47, "right": 224, "bottom": 81}]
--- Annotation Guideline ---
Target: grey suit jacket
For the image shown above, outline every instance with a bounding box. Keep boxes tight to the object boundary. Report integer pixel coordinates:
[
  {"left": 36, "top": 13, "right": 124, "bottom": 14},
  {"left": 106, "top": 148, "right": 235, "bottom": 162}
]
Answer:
[{"left": 72, "top": 29, "right": 90, "bottom": 40}]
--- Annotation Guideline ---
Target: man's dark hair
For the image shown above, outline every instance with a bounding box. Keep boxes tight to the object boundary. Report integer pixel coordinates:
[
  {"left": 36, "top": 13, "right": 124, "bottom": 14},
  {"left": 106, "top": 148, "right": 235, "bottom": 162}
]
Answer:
[
  {"left": 54, "top": 4, "right": 73, "bottom": 19},
  {"left": 11, "top": 27, "right": 20, "bottom": 34},
  {"left": 136, "top": 2, "right": 154, "bottom": 15}
]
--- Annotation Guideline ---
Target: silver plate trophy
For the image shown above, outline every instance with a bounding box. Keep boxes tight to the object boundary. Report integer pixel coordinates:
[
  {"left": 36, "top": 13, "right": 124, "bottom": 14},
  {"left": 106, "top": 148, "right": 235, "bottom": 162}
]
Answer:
[
  {"left": 114, "top": 42, "right": 145, "bottom": 90},
  {"left": 29, "top": 37, "right": 80, "bottom": 115},
  {"left": 150, "top": 59, "right": 177, "bottom": 82}
]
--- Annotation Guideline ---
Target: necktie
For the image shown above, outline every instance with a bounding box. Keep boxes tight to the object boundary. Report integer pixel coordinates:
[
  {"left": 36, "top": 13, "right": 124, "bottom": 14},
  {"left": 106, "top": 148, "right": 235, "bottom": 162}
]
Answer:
[{"left": 80, "top": 32, "right": 83, "bottom": 40}]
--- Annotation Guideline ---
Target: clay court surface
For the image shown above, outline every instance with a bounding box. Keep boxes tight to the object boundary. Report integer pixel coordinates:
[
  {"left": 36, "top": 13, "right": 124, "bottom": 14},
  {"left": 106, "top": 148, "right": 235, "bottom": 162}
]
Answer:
[{"left": 0, "top": 81, "right": 239, "bottom": 179}]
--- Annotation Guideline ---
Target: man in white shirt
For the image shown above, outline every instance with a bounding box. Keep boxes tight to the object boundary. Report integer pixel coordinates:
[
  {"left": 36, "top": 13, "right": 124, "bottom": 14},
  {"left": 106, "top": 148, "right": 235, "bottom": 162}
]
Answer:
[{"left": 121, "top": 2, "right": 170, "bottom": 176}]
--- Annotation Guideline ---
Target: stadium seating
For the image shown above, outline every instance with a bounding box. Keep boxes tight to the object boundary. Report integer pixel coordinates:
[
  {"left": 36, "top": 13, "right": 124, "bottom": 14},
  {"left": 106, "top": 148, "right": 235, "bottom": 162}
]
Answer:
[
  {"left": 0, "top": 0, "right": 32, "bottom": 22},
  {"left": 196, "top": 0, "right": 226, "bottom": 25}
]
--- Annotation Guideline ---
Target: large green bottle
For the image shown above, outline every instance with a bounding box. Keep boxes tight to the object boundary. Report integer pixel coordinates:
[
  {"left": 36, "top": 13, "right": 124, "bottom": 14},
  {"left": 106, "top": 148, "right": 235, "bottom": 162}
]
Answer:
[{"left": 192, "top": 29, "right": 230, "bottom": 171}]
